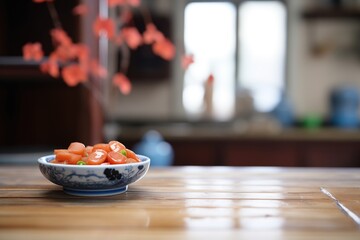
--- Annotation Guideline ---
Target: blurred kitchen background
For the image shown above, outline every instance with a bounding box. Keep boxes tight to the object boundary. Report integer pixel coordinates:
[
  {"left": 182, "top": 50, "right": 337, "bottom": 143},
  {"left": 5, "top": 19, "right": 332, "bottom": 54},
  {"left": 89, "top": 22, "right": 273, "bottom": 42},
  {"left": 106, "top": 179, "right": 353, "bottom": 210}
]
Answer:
[{"left": 1, "top": 0, "right": 360, "bottom": 167}]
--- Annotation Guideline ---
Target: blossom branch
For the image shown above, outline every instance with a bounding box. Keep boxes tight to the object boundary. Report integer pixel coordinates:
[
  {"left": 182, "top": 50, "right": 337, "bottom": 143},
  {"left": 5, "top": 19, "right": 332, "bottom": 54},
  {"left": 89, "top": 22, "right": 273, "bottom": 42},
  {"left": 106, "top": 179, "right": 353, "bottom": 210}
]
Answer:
[
  {"left": 23, "top": 0, "right": 182, "bottom": 99},
  {"left": 139, "top": 5, "right": 152, "bottom": 25},
  {"left": 119, "top": 43, "right": 130, "bottom": 74},
  {"left": 46, "top": 1, "right": 62, "bottom": 29}
]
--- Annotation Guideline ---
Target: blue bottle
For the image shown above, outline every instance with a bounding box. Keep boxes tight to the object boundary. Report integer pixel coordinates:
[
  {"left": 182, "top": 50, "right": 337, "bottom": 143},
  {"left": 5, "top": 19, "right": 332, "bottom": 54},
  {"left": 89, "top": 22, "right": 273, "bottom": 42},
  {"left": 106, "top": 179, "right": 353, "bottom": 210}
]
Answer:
[
  {"left": 270, "top": 92, "right": 294, "bottom": 127},
  {"left": 330, "top": 86, "right": 359, "bottom": 129}
]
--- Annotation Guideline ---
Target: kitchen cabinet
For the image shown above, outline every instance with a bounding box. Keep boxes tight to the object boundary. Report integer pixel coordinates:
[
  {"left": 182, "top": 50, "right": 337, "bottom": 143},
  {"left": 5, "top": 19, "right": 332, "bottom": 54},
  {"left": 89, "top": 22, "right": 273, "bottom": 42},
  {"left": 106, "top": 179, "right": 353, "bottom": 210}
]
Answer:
[
  {"left": 169, "top": 138, "right": 360, "bottom": 167},
  {"left": 117, "top": 126, "right": 360, "bottom": 167}
]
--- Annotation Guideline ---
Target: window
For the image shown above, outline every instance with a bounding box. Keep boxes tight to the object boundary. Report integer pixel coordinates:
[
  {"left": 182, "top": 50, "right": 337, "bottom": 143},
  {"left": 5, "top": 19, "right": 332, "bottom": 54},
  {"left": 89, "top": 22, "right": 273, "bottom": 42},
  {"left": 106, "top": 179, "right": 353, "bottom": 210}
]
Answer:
[
  {"left": 183, "top": 0, "right": 287, "bottom": 119},
  {"left": 183, "top": 2, "right": 236, "bottom": 120},
  {"left": 238, "top": 1, "right": 287, "bottom": 112}
]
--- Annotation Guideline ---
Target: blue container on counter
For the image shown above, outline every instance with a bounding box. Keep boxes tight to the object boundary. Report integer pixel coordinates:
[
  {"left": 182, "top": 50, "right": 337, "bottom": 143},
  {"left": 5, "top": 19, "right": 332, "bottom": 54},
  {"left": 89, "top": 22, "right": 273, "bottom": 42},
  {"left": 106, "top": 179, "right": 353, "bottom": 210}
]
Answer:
[
  {"left": 330, "top": 86, "right": 359, "bottom": 128},
  {"left": 270, "top": 93, "right": 294, "bottom": 127},
  {"left": 133, "top": 130, "right": 174, "bottom": 167}
]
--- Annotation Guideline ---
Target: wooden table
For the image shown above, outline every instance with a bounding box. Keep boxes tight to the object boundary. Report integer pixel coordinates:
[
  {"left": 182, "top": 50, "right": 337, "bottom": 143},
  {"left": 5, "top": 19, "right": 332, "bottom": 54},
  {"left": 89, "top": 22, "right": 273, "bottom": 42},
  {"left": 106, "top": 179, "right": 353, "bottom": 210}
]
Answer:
[{"left": 1, "top": 165, "right": 360, "bottom": 239}]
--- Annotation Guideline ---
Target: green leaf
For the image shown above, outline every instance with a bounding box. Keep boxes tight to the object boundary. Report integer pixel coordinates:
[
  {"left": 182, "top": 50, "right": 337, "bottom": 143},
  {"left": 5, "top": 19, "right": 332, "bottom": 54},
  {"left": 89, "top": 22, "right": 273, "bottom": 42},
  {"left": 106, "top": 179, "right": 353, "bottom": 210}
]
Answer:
[{"left": 120, "top": 149, "right": 127, "bottom": 156}]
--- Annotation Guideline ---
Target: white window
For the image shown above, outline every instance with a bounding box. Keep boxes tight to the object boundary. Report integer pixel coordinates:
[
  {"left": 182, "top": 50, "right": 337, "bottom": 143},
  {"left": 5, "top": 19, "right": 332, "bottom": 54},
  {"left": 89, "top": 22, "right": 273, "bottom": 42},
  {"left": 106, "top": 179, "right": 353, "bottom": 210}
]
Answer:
[
  {"left": 183, "top": 1, "right": 287, "bottom": 119},
  {"left": 238, "top": 1, "right": 287, "bottom": 112},
  {"left": 183, "top": 2, "right": 236, "bottom": 120}
]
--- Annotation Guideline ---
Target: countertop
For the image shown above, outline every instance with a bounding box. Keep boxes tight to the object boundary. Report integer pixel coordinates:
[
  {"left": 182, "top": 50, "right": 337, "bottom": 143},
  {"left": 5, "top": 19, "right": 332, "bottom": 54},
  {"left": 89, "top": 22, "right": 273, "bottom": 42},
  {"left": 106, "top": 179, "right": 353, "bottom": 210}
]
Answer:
[{"left": 1, "top": 165, "right": 360, "bottom": 239}]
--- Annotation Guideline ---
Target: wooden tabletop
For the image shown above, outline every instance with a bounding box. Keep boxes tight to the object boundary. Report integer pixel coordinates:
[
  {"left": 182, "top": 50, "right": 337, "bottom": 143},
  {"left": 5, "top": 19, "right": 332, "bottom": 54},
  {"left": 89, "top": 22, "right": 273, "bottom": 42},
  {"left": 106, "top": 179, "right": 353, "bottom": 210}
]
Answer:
[{"left": 0, "top": 165, "right": 360, "bottom": 239}]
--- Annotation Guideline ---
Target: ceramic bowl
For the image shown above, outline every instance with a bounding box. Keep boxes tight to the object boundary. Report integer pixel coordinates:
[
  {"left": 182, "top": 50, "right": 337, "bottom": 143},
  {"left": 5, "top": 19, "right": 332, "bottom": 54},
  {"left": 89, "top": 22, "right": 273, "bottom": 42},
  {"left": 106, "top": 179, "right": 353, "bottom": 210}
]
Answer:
[{"left": 38, "top": 154, "right": 150, "bottom": 197}]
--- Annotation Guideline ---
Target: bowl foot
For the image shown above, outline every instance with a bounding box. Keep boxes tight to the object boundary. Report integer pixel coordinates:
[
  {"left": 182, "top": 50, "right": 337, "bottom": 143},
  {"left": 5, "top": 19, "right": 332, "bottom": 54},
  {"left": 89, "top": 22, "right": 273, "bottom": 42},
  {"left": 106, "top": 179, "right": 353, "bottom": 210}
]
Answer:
[{"left": 63, "top": 185, "right": 128, "bottom": 197}]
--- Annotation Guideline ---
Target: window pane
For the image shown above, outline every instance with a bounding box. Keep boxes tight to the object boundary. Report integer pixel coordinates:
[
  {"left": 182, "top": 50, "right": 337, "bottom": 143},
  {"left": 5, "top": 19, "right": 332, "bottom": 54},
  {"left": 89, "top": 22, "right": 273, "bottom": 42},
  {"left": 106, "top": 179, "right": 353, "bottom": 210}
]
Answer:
[
  {"left": 238, "top": 1, "right": 286, "bottom": 112},
  {"left": 183, "top": 2, "right": 236, "bottom": 120}
]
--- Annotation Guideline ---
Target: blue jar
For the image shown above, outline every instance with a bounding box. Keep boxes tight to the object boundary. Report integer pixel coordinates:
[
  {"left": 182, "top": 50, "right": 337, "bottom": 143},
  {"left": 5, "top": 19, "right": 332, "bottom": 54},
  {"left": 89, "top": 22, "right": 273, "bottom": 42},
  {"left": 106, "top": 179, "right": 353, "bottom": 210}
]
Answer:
[
  {"left": 271, "top": 93, "right": 294, "bottom": 127},
  {"left": 330, "top": 86, "right": 359, "bottom": 129},
  {"left": 133, "top": 130, "right": 174, "bottom": 167}
]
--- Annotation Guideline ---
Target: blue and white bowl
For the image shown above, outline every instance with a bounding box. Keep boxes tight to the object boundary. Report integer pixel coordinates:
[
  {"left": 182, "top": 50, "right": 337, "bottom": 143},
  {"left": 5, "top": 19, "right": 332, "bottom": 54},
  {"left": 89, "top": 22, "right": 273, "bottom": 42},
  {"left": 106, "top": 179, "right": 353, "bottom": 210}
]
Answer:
[{"left": 38, "top": 154, "right": 150, "bottom": 197}]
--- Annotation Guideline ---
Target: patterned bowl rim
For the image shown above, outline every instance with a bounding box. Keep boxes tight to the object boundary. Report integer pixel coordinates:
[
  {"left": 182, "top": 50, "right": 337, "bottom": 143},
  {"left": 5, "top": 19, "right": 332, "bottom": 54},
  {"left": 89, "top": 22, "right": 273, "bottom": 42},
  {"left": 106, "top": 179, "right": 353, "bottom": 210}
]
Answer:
[{"left": 38, "top": 154, "right": 150, "bottom": 169}]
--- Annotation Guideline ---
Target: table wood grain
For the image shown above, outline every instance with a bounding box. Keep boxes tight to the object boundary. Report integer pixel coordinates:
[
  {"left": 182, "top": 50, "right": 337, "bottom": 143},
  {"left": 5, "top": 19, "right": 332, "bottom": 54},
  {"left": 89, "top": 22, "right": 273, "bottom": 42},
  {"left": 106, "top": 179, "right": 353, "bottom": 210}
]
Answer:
[{"left": 0, "top": 166, "right": 360, "bottom": 239}]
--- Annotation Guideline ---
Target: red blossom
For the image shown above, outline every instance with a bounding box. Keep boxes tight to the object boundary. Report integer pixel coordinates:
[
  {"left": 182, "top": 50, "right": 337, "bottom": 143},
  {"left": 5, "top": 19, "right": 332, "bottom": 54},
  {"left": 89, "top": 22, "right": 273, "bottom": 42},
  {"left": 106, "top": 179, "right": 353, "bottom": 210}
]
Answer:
[
  {"left": 62, "top": 64, "right": 87, "bottom": 87},
  {"left": 113, "top": 73, "right": 132, "bottom": 95},
  {"left": 152, "top": 38, "right": 175, "bottom": 61},
  {"left": 53, "top": 45, "right": 77, "bottom": 62},
  {"left": 115, "top": 34, "right": 124, "bottom": 46},
  {"left": 90, "top": 60, "right": 108, "bottom": 79},
  {"left": 143, "top": 23, "right": 164, "bottom": 45},
  {"left": 74, "top": 44, "right": 90, "bottom": 65},
  {"left": 40, "top": 54, "right": 59, "bottom": 78},
  {"left": 108, "top": 0, "right": 140, "bottom": 7},
  {"left": 181, "top": 54, "right": 194, "bottom": 70},
  {"left": 23, "top": 42, "right": 44, "bottom": 61},
  {"left": 122, "top": 27, "right": 143, "bottom": 49},
  {"left": 127, "top": 0, "right": 141, "bottom": 7},
  {"left": 73, "top": 4, "right": 88, "bottom": 16},
  {"left": 119, "top": 8, "right": 133, "bottom": 24},
  {"left": 93, "top": 17, "right": 115, "bottom": 39},
  {"left": 27, "top": 0, "right": 175, "bottom": 96},
  {"left": 108, "top": 0, "right": 126, "bottom": 7},
  {"left": 51, "top": 28, "right": 72, "bottom": 47}
]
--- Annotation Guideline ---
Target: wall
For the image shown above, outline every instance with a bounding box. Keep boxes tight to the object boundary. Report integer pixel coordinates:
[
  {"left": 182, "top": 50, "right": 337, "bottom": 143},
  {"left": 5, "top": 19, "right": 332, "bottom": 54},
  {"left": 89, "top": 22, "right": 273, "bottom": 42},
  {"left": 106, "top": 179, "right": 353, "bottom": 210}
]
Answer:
[
  {"left": 106, "top": 0, "right": 360, "bottom": 122},
  {"left": 288, "top": 0, "right": 360, "bottom": 120}
]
